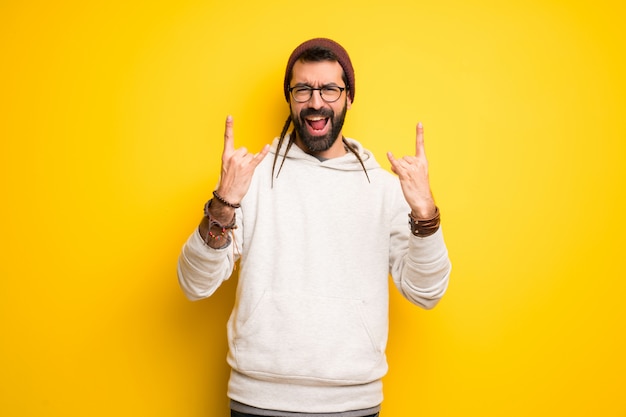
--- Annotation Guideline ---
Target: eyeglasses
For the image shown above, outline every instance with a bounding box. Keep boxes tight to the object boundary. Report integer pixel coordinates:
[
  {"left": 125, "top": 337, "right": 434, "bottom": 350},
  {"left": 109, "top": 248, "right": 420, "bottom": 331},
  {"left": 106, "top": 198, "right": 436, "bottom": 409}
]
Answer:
[{"left": 288, "top": 85, "right": 347, "bottom": 103}]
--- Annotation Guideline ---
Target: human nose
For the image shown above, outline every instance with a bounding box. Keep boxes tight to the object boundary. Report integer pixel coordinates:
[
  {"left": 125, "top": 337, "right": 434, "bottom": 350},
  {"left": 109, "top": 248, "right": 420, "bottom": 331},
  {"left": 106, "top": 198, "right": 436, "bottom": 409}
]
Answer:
[{"left": 307, "top": 88, "right": 325, "bottom": 108}]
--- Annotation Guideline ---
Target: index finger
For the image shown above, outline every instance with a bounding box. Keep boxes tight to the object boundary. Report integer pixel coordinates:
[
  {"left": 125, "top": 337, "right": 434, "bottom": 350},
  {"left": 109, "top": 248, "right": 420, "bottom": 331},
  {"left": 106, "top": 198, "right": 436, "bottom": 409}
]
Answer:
[
  {"left": 223, "top": 115, "right": 234, "bottom": 153},
  {"left": 415, "top": 121, "right": 426, "bottom": 158}
]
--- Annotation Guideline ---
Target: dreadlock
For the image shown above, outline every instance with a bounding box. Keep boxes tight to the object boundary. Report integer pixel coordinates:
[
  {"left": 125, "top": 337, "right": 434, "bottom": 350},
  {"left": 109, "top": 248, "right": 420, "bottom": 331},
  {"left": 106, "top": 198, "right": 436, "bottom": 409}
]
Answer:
[
  {"left": 342, "top": 137, "right": 370, "bottom": 183},
  {"left": 271, "top": 115, "right": 295, "bottom": 187}
]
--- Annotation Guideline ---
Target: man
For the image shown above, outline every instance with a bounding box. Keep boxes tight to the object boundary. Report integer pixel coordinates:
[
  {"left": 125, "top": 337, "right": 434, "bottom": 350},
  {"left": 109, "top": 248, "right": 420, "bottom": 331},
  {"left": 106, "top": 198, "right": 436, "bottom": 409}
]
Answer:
[{"left": 178, "top": 38, "right": 451, "bottom": 417}]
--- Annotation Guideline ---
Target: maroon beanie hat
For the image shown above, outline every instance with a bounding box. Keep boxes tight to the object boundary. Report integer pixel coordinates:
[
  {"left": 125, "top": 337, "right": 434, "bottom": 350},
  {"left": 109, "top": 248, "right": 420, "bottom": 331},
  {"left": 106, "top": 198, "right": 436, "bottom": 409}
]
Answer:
[{"left": 283, "top": 38, "right": 355, "bottom": 103}]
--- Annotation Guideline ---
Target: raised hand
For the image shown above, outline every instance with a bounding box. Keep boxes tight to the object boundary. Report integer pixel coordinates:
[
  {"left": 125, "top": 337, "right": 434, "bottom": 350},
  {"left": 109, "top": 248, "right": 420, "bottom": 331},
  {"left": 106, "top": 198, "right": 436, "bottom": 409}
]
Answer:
[
  {"left": 386, "top": 122, "right": 437, "bottom": 219},
  {"left": 216, "top": 115, "right": 270, "bottom": 205}
]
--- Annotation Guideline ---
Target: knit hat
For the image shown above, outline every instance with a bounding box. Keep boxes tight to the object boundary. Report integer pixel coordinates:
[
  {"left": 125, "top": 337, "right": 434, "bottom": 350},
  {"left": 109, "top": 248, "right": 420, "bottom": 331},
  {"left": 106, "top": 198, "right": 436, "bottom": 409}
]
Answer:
[{"left": 283, "top": 38, "right": 355, "bottom": 103}]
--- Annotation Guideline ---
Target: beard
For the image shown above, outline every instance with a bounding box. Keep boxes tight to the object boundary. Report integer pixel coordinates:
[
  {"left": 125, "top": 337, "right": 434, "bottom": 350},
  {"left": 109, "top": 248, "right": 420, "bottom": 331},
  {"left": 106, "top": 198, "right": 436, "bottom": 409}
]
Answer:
[{"left": 291, "top": 101, "right": 348, "bottom": 153}]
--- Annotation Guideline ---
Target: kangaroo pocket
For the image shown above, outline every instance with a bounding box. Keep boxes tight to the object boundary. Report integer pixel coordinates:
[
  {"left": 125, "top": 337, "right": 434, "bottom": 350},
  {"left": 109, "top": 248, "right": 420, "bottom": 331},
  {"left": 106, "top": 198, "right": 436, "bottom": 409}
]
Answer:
[{"left": 231, "top": 291, "right": 385, "bottom": 385}]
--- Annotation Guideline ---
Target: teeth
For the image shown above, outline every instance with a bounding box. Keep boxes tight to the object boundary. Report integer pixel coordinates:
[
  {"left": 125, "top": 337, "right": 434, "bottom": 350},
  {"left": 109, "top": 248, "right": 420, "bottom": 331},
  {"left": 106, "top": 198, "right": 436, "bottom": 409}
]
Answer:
[{"left": 307, "top": 117, "right": 325, "bottom": 121}]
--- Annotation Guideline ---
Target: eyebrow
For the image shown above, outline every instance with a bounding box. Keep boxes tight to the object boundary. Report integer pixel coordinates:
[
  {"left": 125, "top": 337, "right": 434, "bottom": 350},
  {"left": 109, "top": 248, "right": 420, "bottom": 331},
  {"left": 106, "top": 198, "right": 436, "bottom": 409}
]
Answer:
[{"left": 291, "top": 82, "right": 342, "bottom": 88}]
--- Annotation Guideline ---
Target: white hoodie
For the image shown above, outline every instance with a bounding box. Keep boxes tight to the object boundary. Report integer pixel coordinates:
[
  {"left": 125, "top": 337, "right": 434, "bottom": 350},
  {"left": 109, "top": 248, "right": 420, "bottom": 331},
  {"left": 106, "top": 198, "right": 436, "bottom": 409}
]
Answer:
[{"left": 178, "top": 135, "right": 451, "bottom": 413}]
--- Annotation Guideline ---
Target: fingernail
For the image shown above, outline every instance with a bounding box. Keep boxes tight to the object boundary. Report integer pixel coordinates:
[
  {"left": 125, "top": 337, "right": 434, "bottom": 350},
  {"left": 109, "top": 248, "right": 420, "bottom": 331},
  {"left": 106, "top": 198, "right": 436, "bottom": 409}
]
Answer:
[
  {"left": 227, "top": 115, "right": 233, "bottom": 122},
  {"left": 418, "top": 122, "right": 423, "bottom": 128}
]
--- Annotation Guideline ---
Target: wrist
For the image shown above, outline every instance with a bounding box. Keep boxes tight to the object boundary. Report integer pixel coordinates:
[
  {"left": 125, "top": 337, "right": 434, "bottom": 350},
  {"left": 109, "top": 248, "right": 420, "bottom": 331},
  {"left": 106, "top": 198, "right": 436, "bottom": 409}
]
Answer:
[
  {"left": 200, "top": 199, "right": 238, "bottom": 248},
  {"left": 409, "top": 206, "right": 440, "bottom": 237},
  {"left": 213, "top": 189, "right": 241, "bottom": 208},
  {"left": 410, "top": 201, "right": 436, "bottom": 219},
  {"left": 204, "top": 198, "right": 235, "bottom": 226}
]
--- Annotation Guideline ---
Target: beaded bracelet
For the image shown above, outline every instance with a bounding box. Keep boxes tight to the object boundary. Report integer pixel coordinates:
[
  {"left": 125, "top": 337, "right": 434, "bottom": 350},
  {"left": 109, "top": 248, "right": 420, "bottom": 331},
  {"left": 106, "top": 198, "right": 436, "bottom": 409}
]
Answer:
[
  {"left": 212, "top": 190, "right": 241, "bottom": 209},
  {"left": 408, "top": 207, "right": 441, "bottom": 238},
  {"left": 206, "top": 223, "right": 227, "bottom": 242}
]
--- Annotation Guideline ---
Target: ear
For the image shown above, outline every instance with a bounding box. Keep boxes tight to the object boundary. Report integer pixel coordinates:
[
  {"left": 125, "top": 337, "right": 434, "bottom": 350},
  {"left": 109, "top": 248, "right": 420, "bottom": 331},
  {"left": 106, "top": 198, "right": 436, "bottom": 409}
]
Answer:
[{"left": 346, "top": 96, "right": 352, "bottom": 110}]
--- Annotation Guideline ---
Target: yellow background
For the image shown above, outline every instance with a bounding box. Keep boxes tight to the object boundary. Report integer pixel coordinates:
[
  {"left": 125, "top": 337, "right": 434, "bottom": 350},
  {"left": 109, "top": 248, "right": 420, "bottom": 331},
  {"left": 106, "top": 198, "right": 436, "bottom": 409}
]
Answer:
[{"left": 1, "top": 0, "right": 625, "bottom": 416}]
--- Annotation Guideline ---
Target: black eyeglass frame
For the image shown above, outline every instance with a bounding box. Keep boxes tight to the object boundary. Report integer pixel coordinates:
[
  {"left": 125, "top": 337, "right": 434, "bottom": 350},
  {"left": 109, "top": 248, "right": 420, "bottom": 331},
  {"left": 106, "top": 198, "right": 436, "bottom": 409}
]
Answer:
[{"left": 288, "top": 85, "right": 347, "bottom": 103}]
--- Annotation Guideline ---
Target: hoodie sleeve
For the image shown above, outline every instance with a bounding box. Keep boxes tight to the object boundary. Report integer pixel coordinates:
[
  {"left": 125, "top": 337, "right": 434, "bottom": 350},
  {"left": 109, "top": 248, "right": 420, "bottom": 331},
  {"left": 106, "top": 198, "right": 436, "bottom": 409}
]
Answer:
[
  {"left": 388, "top": 195, "right": 451, "bottom": 310},
  {"left": 177, "top": 220, "right": 241, "bottom": 301}
]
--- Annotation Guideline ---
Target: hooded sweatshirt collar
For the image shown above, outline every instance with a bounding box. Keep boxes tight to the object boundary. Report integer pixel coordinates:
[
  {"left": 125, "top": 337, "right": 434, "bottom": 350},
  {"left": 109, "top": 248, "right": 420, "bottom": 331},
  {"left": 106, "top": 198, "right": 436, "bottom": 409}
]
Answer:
[{"left": 270, "top": 134, "right": 381, "bottom": 173}]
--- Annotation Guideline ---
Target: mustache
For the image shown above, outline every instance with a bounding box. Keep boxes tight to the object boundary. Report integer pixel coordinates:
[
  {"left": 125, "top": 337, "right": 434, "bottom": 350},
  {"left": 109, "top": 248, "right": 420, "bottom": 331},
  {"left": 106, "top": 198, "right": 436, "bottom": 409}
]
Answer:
[{"left": 299, "top": 108, "right": 334, "bottom": 119}]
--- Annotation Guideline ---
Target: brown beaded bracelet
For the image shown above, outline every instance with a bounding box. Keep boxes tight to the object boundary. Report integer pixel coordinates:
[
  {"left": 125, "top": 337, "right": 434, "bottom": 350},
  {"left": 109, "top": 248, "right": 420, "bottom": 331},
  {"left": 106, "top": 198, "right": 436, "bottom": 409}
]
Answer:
[
  {"left": 408, "top": 207, "right": 441, "bottom": 238},
  {"left": 212, "top": 190, "right": 241, "bottom": 209}
]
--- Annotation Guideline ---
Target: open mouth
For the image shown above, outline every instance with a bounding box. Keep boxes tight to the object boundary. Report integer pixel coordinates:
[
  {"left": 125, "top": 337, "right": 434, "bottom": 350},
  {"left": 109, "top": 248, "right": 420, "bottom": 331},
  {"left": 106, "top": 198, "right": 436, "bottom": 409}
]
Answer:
[{"left": 305, "top": 116, "right": 329, "bottom": 134}]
